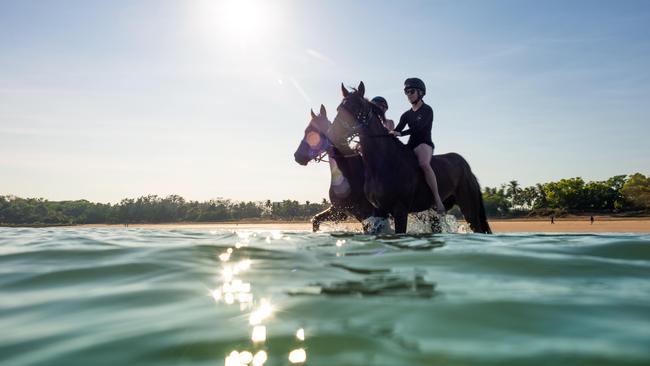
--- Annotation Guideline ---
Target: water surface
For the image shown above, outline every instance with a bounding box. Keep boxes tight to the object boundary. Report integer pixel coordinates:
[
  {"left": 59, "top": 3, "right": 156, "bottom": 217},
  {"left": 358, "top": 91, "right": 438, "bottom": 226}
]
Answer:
[{"left": 1, "top": 227, "right": 649, "bottom": 365}]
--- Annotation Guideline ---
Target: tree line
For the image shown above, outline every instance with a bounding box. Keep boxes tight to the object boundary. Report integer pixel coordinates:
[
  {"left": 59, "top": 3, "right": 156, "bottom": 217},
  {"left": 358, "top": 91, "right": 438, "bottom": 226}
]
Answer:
[
  {"left": 1, "top": 173, "right": 649, "bottom": 225},
  {"left": 0, "top": 195, "right": 330, "bottom": 225},
  {"left": 482, "top": 173, "right": 650, "bottom": 217}
]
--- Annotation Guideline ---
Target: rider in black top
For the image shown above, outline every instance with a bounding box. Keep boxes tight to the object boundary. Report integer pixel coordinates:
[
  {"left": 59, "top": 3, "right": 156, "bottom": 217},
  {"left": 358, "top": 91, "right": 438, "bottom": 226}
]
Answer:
[
  {"left": 389, "top": 78, "right": 445, "bottom": 215},
  {"left": 394, "top": 101, "right": 434, "bottom": 150}
]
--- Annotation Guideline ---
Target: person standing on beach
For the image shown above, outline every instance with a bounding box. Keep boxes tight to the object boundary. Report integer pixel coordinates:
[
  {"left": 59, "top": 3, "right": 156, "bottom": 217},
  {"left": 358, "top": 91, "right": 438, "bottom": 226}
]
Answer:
[
  {"left": 590, "top": 216, "right": 594, "bottom": 225},
  {"left": 551, "top": 216, "right": 554, "bottom": 224}
]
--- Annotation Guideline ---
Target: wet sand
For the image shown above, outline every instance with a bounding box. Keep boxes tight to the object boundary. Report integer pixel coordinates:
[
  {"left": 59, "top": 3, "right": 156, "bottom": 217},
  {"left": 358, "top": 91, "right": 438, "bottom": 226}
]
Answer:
[
  {"left": 77, "top": 218, "right": 650, "bottom": 233},
  {"left": 489, "top": 218, "right": 650, "bottom": 233}
]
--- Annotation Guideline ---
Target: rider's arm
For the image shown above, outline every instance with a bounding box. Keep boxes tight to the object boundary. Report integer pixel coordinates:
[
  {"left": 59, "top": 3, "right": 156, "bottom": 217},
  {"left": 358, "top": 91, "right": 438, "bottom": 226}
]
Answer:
[{"left": 393, "top": 114, "right": 411, "bottom": 136}]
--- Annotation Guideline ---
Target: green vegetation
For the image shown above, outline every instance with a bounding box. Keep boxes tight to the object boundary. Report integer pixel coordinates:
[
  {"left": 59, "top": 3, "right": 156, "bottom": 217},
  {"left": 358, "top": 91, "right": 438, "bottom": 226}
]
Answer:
[
  {"left": 0, "top": 195, "right": 329, "bottom": 226},
  {"left": 2, "top": 173, "right": 649, "bottom": 226},
  {"left": 482, "top": 173, "right": 650, "bottom": 217}
]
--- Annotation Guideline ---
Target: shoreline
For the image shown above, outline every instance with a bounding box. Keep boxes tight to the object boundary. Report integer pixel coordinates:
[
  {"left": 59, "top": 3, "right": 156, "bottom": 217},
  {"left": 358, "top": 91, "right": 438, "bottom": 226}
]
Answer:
[{"left": 59, "top": 217, "right": 650, "bottom": 233}]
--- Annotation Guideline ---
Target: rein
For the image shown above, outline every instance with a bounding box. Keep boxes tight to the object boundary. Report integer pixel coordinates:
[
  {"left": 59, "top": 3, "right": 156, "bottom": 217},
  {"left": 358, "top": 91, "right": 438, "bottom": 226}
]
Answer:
[
  {"left": 312, "top": 132, "right": 360, "bottom": 164},
  {"left": 339, "top": 100, "right": 394, "bottom": 139}
]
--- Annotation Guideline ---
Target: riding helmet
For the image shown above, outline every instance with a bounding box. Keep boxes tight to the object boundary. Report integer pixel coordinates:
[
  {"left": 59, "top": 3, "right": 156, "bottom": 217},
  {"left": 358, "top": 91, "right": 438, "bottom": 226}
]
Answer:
[
  {"left": 371, "top": 96, "right": 388, "bottom": 110},
  {"left": 404, "top": 77, "right": 426, "bottom": 95}
]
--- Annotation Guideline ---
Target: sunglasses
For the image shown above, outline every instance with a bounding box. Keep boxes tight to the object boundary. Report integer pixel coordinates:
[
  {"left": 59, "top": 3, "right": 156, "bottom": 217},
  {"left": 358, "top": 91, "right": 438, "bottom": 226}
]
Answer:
[{"left": 404, "top": 88, "right": 417, "bottom": 95}]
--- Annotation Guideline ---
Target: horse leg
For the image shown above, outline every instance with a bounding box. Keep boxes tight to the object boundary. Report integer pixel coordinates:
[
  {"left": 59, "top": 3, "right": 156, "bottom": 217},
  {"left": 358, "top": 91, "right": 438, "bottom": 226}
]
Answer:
[
  {"left": 443, "top": 196, "right": 456, "bottom": 211},
  {"left": 393, "top": 206, "right": 409, "bottom": 234},
  {"left": 423, "top": 196, "right": 454, "bottom": 233},
  {"left": 311, "top": 206, "right": 347, "bottom": 232}
]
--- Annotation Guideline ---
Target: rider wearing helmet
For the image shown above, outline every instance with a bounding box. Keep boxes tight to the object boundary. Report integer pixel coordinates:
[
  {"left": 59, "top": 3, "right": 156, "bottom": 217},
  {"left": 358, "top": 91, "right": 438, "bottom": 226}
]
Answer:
[
  {"left": 389, "top": 78, "right": 445, "bottom": 215},
  {"left": 370, "top": 96, "right": 394, "bottom": 130}
]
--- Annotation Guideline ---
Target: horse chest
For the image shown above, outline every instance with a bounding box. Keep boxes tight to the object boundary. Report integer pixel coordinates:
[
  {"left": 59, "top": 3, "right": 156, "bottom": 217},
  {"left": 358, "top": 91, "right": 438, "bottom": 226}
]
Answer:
[{"left": 364, "top": 177, "right": 392, "bottom": 204}]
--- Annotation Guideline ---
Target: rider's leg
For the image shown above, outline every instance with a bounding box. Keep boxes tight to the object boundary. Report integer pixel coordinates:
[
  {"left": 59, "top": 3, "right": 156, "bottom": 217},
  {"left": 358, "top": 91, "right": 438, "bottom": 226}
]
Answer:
[{"left": 414, "top": 144, "right": 446, "bottom": 214}]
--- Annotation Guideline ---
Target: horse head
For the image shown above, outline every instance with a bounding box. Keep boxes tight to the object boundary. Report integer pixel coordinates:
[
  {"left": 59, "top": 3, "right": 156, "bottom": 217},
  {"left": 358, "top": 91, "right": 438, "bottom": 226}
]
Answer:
[
  {"left": 294, "top": 104, "right": 333, "bottom": 165},
  {"left": 331, "top": 81, "right": 387, "bottom": 143}
]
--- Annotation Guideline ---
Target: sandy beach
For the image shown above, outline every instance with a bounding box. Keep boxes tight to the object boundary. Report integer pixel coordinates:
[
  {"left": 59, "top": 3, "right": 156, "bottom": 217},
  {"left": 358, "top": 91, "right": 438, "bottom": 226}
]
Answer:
[{"left": 76, "top": 217, "right": 650, "bottom": 233}]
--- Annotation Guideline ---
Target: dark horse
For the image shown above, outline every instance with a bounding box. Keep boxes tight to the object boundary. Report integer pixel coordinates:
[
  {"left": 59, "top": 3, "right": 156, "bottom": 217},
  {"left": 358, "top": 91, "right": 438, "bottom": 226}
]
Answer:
[
  {"left": 330, "top": 81, "right": 492, "bottom": 234},
  {"left": 293, "top": 104, "right": 375, "bottom": 232}
]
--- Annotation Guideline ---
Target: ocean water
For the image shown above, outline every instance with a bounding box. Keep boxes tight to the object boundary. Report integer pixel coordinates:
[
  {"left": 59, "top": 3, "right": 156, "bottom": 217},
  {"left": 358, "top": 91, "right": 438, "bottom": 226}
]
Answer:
[{"left": 1, "top": 227, "right": 649, "bottom": 366}]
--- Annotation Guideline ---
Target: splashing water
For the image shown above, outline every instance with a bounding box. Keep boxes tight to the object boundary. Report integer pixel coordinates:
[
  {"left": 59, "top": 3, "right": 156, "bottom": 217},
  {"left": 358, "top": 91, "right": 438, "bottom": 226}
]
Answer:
[{"left": 361, "top": 210, "right": 466, "bottom": 234}]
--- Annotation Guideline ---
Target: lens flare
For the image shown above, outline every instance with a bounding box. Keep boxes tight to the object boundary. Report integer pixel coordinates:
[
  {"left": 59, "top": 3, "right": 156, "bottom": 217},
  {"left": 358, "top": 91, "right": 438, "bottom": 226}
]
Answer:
[{"left": 306, "top": 131, "right": 321, "bottom": 148}]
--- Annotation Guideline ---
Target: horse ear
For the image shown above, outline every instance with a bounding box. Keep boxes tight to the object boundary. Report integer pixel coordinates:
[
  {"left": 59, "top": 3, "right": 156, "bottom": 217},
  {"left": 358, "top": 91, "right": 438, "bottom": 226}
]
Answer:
[
  {"left": 341, "top": 83, "right": 349, "bottom": 97},
  {"left": 358, "top": 81, "right": 365, "bottom": 97},
  {"left": 319, "top": 104, "right": 327, "bottom": 118},
  {"left": 310, "top": 108, "right": 317, "bottom": 119}
]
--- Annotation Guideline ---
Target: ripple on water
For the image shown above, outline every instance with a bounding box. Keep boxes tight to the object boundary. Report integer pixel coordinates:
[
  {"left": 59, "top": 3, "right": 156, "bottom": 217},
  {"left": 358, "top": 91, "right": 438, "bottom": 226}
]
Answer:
[{"left": 0, "top": 227, "right": 649, "bottom": 366}]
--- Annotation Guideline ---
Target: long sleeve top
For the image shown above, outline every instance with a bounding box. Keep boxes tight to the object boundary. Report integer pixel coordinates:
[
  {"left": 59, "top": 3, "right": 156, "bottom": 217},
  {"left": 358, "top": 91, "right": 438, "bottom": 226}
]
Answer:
[{"left": 394, "top": 103, "right": 434, "bottom": 149}]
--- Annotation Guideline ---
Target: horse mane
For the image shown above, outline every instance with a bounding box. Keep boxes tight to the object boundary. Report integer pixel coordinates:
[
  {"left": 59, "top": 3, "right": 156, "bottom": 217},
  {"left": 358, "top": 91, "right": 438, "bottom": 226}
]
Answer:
[
  {"left": 347, "top": 90, "right": 412, "bottom": 154},
  {"left": 368, "top": 101, "right": 386, "bottom": 122},
  {"left": 346, "top": 88, "right": 387, "bottom": 122}
]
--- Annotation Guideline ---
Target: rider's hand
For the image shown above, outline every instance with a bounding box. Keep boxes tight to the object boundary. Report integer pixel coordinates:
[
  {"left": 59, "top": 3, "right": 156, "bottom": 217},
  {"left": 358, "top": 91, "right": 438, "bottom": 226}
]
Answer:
[{"left": 389, "top": 130, "right": 400, "bottom": 137}]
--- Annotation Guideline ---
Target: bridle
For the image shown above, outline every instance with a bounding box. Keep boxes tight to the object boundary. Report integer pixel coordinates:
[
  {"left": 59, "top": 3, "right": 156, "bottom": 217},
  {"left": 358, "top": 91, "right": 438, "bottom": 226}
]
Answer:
[
  {"left": 305, "top": 126, "right": 359, "bottom": 164},
  {"left": 336, "top": 96, "right": 392, "bottom": 139}
]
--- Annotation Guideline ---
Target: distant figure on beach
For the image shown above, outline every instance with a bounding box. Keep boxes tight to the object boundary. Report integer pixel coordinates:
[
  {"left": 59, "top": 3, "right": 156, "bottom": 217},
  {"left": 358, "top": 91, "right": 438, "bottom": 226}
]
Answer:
[
  {"left": 551, "top": 216, "right": 554, "bottom": 224},
  {"left": 590, "top": 216, "right": 594, "bottom": 225}
]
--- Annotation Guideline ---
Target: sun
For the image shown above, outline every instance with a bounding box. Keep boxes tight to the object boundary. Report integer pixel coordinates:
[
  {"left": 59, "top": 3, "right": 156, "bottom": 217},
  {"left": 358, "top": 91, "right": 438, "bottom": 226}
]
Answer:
[
  {"left": 201, "top": 0, "right": 277, "bottom": 47},
  {"left": 221, "top": 0, "right": 268, "bottom": 37}
]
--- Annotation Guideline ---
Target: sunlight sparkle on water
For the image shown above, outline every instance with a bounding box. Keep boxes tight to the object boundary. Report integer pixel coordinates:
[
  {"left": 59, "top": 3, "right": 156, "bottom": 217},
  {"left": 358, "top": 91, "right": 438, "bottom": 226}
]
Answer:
[
  {"left": 239, "top": 351, "right": 253, "bottom": 364},
  {"left": 251, "top": 325, "right": 266, "bottom": 342},
  {"left": 288, "top": 348, "right": 307, "bottom": 363},
  {"left": 249, "top": 299, "right": 274, "bottom": 325},
  {"left": 225, "top": 351, "right": 239, "bottom": 366},
  {"left": 222, "top": 267, "right": 234, "bottom": 282},
  {"left": 210, "top": 289, "right": 222, "bottom": 302},
  {"left": 237, "top": 259, "right": 252, "bottom": 271},
  {"left": 252, "top": 350, "right": 268, "bottom": 366},
  {"left": 236, "top": 231, "right": 252, "bottom": 241}
]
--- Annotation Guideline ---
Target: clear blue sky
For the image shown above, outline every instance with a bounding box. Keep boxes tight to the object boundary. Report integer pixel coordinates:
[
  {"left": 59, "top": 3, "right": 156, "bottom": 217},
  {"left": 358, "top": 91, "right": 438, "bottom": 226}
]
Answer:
[{"left": 1, "top": 0, "right": 649, "bottom": 203}]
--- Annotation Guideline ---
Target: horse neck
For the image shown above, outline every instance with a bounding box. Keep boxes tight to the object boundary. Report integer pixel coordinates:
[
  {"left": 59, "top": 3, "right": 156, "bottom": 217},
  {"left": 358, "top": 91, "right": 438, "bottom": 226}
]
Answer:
[
  {"left": 327, "top": 146, "right": 359, "bottom": 178},
  {"left": 358, "top": 123, "right": 399, "bottom": 174},
  {"left": 324, "top": 126, "right": 355, "bottom": 157}
]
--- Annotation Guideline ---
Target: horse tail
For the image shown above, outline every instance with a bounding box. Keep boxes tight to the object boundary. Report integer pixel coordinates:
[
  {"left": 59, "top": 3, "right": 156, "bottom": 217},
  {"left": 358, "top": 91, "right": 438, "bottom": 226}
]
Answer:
[
  {"left": 476, "top": 180, "right": 492, "bottom": 234},
  {"left": 455, "top": 154, "right": 492, "bottom": 234}
]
